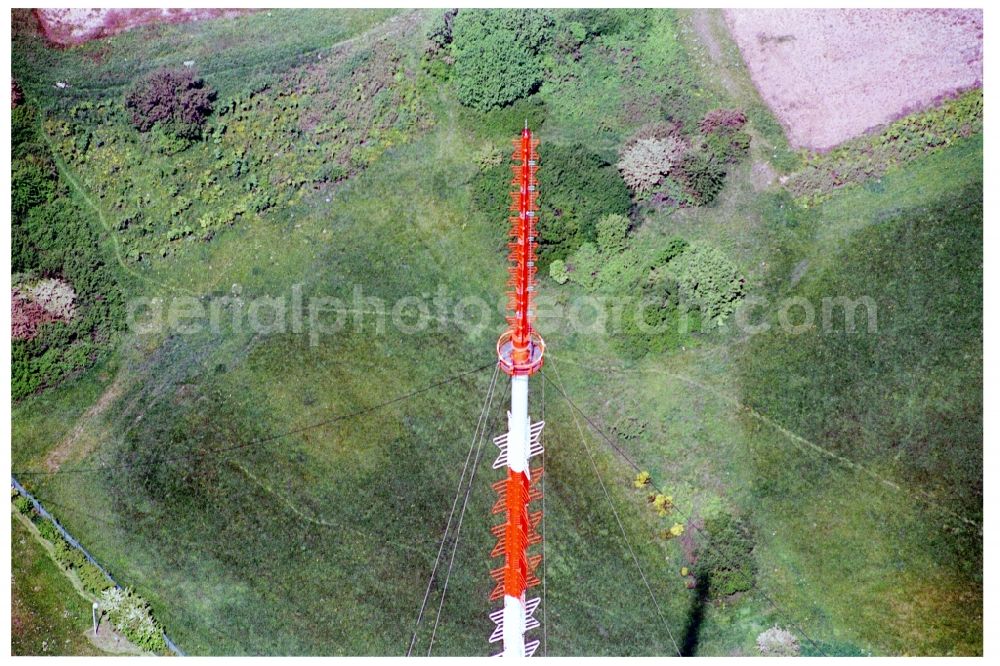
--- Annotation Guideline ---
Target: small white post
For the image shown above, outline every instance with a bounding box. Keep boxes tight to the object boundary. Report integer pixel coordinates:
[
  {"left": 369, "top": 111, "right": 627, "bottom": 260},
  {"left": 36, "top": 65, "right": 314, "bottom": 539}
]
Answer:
[{"left": 92, "top": 602, "right": 99, "bottom": 635}]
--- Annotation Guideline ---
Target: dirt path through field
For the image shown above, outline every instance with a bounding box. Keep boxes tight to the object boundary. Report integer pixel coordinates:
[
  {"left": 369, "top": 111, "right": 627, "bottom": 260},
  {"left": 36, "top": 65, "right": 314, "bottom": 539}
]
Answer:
[
  {"left": 690, "top": 9, "right": 738, "bottom": 97},
  {"left": 42, "top": 374, "right": 126, "bottom": 473}
]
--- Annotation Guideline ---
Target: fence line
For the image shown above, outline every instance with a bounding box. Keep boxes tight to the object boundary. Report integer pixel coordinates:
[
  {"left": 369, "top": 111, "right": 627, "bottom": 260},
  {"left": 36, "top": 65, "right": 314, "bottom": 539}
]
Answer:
[{"left": 11, "top": 475, "right": 185, "bottom": 657}]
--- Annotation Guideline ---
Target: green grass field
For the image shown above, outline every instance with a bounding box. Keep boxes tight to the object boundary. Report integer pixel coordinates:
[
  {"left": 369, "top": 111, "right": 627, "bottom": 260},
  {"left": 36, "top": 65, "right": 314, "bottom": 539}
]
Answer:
[{"left": 12, "top": 8, "right": 981, "bottom": 656}]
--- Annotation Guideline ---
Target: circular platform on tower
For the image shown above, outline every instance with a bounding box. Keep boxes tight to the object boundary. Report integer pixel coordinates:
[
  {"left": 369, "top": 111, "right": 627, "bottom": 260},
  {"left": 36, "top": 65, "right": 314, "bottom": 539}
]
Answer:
[{"left": 497, "top": 330, "right": 545, "bottom": 376}]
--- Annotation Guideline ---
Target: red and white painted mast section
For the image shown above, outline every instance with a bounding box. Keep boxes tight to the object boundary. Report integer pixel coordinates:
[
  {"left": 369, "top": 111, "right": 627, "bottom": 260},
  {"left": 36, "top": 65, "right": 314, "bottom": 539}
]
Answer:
[{"left": 491, "top": 127, "right": 545, "bottom": 658}]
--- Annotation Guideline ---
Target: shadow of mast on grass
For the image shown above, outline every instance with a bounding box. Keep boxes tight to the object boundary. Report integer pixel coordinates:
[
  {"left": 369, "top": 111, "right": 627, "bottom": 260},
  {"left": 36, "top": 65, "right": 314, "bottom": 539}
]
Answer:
[{"left": 680, "top": 576, "right": 709, "bottom": 656}]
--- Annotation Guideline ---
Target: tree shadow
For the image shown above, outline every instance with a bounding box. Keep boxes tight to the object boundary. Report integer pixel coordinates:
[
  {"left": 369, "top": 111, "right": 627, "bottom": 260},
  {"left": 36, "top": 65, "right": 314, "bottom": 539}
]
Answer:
[{"left": 680, "top": 575, "right": 709, "bottom": 656}]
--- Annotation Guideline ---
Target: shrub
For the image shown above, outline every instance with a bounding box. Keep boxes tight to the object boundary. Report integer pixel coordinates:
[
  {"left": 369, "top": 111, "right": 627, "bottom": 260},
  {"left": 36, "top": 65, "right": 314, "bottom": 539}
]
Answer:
[
  {"left": 473, "top": 142, "right": 505, "bottom": 170},
  {"left": 681, "top": 149, "right": 728, "bottom": 206},
  {"left": 52, "top": 537, "right": 86, "bottom": 570},
  {"left": 786, "top": 88, "right": 982, "bottom": 203},
  {"left": 633, "top": 470, "right": 651, "bottom": 488},
  {"left": 565, "top": 242, "right": 600, "bottom": 289},
  {"left": 666, "top": 243, "right": 745, "bottom": 324},
  {"left": 596, "top": 213, "right": 630, "bottom": 254},
  {"left": 618, "top": 136, "right": 688, "bottom": 193},
  {"left": 101, "top": 587, "right": 167, "bottom": 653},
  {"left": 705, "top": 130, "right": 750, "bottom": 166},
  {"left": 13, "top": 494, "right": 34, "bottom": 515},
  {"left": 125, "top": 68, "right": 216, "bottom": 139},
  {"left": 12, "top": 155, "right": 57, "bottom": 217},
  {"left": 757, "top": 626, "right": 800, "bottom": 657},
  {"left": 694, "top": 511, "right": 756, "bottom": 598},
  {"left": 698, "top": 108, "right": 747, "bottom": 135},
  {"left": 12, "top": 104, "right": 39, "bottom": 157},
  {"left": 452, "top": 10, "right": 553, "bottom": 111},
  {"left": 652, "top": 493, "right": 674, "bottom": 516},
  {"left": 29, "top": 278, "right": 76, "bottom": 320},
  {"left": 35, "top": 517, "right": 62, "bottom": 544},
  {"left": 79, "top": 562, "right": 113, "bottom": 595},
  {"left": 593, "top": 248, "right": 644, "bottom": 293},
  {"left": 655, "top": 237, "right": 689, "bottom": 266},
  {"left": 549, "top": 259, "right": 569, "bottom": 284}
]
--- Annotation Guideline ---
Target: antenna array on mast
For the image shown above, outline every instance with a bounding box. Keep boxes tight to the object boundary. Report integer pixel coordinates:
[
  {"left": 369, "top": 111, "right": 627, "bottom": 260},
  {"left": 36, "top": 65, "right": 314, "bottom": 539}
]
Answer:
[{"left": 490, "top": 127, "right": 546, "bottom": 657}]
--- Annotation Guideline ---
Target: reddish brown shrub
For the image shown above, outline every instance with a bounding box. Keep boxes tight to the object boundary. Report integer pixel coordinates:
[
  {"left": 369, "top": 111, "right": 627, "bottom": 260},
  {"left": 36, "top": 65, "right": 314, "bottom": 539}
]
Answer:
[
  {"left": 699, "top": 108, "right": 747, "bottom": 134},
  {"left": 12, "top": 290, "right": 58, "bottom": 340},
  {"left": 124, "top": 68, "right": 215, "bottom": 137},
  {"left": 11, "top": 78, "right": 23, "bottom": 109}
]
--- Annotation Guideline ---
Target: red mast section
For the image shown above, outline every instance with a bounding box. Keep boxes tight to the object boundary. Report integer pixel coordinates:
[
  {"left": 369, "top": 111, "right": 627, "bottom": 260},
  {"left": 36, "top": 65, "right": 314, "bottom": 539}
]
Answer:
[
  {"left": 490, "top": 126, "right": 545, "bottom": 657},
  {"left": 497, "top": 126, "right": 545, "bottom": 376}
]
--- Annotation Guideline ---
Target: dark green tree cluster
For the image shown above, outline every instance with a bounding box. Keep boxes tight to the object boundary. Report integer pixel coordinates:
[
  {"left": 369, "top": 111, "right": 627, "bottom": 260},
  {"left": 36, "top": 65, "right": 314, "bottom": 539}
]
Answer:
[
  {"left": 472, "top": 141, "right": 631, "bottom": 266},
  {"left": 537, "top": 143, "right": 632, "bottom": 263},
  {"left": 451, "top": 9, "right": 554, "bottom": 111}
]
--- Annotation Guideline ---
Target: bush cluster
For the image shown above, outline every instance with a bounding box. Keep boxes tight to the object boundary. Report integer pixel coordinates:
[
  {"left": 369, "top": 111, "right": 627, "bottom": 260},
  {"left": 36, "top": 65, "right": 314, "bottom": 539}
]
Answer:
[
  {"left": 49, "top": 536, "right": 114, "bottom": 595},
  {"left": 537, "top": 143, "right": 632, "bottom": 263},
  {"left": 13, "top": 197, "right": 127, "bottom": 399},
  {"left": 471, "top": 140, "right": 630, "bottom": 266},
  {"left": 16, "top": 500, "right": 114, "bottom": 596},
  {"left": 452, "top": 10, "right": 553, "bottom": 111},
  {"left": 693, "top": 511, "right": 757, "bottom": 598},
  {"left": 13, "top": 493, "right": 34, "bottom": 515},
  {"left": 16, "top": 493, "right": 161, "bottom": 646},
  {"left": 556, "top": 217, "right": 744, "bottom": 357},
  {"left": 666, "top": 242, "right": 746, "bottom": 325},
  {"left": 619, "top": 111, "right": 750, "bottom": 207},
  {"left": 33, "top": 514, "right": 62, "bottom": 543},
  {"left": 101, "top": 587, "right": 168, "bottom": 653}
]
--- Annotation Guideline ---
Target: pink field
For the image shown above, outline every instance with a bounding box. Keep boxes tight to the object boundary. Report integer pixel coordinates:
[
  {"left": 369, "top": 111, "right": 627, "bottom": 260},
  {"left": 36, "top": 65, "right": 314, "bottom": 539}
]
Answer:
[
  {"left": 725, "top": 9, "right": 982, "bottom": 152},
  {"left": 34, "top": 8, "right": 253, "bottom": 46}
]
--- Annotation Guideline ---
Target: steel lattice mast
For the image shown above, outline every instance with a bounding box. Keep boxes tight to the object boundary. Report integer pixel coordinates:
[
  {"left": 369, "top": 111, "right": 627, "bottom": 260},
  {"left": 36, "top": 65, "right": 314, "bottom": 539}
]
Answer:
[{"left": 489, "top": 125, "right": 545, "bottom": 658}]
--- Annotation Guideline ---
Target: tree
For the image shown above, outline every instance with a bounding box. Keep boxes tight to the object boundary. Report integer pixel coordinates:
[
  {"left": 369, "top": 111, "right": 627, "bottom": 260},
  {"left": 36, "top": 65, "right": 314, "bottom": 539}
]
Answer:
[
  {"left": 125, "top": 68, "right": 216, "bottom": 139},
  {"left": 452, "top": 10, "right": 553, "bottom": 111},
  {"left": 12, "top": 155, "right": 56, "bottom": 217},
  {"left": 596, "top": 213, "right": 630, "bottom": 254},
  {"left": 549, "top": 259, "right": 569, "bottom": 284},
  {"left": 666, "top": 242, "right": 745, "bottom": 324}
]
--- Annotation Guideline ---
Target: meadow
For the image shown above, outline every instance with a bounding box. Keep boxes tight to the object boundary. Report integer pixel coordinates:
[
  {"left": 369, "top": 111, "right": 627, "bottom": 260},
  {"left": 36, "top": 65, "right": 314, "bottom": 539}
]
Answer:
[{"left": 11, "top": 8, "right": 982, "bottom": 656}]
